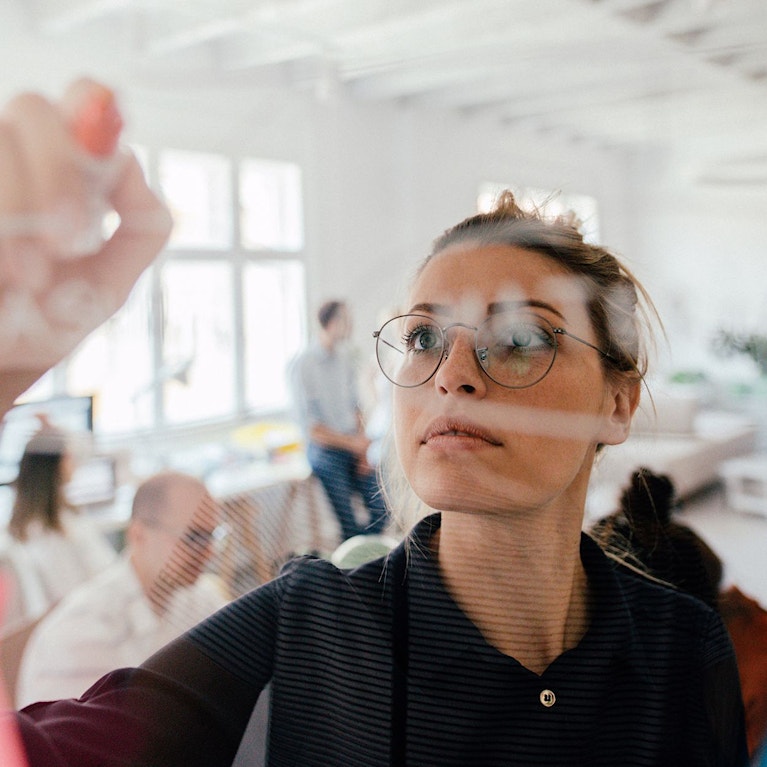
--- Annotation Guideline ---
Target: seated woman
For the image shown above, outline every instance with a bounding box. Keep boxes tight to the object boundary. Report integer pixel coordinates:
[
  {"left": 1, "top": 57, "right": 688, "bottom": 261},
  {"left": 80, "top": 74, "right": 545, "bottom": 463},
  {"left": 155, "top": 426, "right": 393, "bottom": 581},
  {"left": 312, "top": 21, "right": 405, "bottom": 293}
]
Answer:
[
  {"left": 2, "top": 425, "right": 117, "bottom": 625},
  {"left": 589, "top": 467, "right": 723, "bottom": 609},
  {"left": 591, "top": 467, "right": 767, "bottom": 761}
]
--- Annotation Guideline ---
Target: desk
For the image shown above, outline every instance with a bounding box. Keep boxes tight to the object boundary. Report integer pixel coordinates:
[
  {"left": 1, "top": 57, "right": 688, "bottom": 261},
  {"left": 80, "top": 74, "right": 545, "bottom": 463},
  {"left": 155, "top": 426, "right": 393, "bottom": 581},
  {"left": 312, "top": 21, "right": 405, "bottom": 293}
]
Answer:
[
  {"left": 204, "top": 454, "right": 342, "bottom": 596},
  {"left": 82, "top": 455, "right": 318, "bottom": 532},
  {"left": 205, "top": 453, "right": 312, "bottom": 497},
  {"left": 3, "top": 453, "right": 341, "bottom": 601}
]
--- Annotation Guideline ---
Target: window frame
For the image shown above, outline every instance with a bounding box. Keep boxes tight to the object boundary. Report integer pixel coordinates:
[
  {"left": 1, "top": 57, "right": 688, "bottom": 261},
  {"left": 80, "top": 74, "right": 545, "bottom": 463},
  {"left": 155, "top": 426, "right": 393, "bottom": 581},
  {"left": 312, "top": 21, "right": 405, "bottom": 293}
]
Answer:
[{"left": 32, "top": 146, "right": 308, "bottom": 444}]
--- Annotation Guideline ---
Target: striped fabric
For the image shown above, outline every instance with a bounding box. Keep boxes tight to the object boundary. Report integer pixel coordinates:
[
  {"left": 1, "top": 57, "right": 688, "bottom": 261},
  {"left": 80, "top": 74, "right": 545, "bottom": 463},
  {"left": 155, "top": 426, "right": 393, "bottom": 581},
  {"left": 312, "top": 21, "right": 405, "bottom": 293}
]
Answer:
[
  {"left": 15, "top": 514, "right": 748, "bottom": 766},
  {"left": 188, "top": 514, "right": 747, "bottom": 766}
]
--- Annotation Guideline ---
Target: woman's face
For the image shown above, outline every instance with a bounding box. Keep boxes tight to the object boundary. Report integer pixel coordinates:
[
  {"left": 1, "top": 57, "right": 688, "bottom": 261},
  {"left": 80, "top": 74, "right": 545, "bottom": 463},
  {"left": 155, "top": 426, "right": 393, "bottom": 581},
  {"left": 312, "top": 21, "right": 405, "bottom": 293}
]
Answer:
[{"left": 393, "top": 243, "right": 637, "bottom": 518}]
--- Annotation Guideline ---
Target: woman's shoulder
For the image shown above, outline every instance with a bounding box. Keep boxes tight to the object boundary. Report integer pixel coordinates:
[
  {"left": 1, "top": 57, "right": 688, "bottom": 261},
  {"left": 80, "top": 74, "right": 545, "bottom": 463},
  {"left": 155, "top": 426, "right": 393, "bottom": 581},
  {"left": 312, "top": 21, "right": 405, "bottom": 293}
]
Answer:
[
  {"left": 610, "top": 557, "right": 733, "bottom": 659},
  {"left": 277, "top": 548, "right": 400, "bottom": 603},
  {"left": 185, "top": 549, "right": 400, "bottom": 686},
  {"left": 199, "top": 547, "right": 400, "bottom": 623}
]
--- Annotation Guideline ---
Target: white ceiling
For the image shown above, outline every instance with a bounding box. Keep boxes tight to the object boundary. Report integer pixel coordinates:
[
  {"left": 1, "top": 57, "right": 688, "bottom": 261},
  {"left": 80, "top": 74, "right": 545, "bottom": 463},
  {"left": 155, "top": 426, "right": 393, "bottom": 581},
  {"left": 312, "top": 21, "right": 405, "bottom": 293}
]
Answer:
[{"left": 11, "top": 0, "right": 767, "bottom": 187}]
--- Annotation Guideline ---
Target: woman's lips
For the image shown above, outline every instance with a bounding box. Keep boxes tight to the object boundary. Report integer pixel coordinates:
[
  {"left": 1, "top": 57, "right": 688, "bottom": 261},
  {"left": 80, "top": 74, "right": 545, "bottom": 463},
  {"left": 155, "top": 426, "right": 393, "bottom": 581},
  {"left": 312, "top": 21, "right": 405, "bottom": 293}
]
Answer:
[{"left": 421, "top": 418, "right": 502, "bottom": 446}]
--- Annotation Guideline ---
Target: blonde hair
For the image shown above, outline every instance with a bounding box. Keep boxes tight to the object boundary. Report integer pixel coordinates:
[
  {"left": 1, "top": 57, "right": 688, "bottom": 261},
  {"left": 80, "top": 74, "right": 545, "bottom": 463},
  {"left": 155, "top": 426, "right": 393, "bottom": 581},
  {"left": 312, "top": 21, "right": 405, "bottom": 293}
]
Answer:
[
  {"left": 426, "top": 191, "right": 654, "bottom": 382},
  {"left": 379, "top": 190, "right": 659, "bottom": 534}
]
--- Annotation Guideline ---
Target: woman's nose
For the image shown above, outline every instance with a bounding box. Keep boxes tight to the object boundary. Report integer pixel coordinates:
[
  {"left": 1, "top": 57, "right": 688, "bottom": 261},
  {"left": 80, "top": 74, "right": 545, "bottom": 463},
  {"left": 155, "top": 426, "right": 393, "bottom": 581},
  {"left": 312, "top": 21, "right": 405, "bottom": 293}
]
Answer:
[{"left": 433, "top": 330, "right": 487, "bottom": 396}]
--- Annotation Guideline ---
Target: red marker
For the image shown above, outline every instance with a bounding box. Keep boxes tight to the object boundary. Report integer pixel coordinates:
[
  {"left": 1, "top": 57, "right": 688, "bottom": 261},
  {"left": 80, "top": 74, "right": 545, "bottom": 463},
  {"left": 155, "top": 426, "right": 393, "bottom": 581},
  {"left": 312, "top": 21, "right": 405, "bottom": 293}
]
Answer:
[
  {"left": 70, "top": 84, "right": 123, "bottom": 158},
  {"left": 64, "top": 83, "right": 125, "bottom": 256}
]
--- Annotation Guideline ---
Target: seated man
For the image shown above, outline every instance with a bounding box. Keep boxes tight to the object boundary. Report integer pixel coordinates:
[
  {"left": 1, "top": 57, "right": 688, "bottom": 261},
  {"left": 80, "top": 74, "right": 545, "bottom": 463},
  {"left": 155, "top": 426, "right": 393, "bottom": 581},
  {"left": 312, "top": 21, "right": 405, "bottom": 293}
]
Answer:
[{"left": 15, "top": 471, "right": 229, "bottom": 707}]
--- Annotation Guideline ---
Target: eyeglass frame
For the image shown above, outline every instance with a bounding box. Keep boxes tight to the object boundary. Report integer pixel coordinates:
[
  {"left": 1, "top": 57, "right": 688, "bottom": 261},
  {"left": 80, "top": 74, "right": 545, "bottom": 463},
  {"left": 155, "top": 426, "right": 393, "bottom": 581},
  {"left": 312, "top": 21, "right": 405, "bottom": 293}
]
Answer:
[
  {"left": 372, "top": 312, "right": 616, "bottom": 389},
  {"left": 140, "top": 519, "right": 228, "bottom": 548}
]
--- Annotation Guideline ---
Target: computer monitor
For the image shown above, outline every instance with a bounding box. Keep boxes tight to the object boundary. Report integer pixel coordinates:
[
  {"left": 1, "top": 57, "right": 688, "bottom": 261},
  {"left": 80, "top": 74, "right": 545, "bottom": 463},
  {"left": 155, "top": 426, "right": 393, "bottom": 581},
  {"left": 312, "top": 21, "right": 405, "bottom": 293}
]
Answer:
[
  {"left": 0, "top": 395, "right": 95, "bottom": 486},
  {"left": 65, "top": 454, "right": 118, "bottom": 507}
]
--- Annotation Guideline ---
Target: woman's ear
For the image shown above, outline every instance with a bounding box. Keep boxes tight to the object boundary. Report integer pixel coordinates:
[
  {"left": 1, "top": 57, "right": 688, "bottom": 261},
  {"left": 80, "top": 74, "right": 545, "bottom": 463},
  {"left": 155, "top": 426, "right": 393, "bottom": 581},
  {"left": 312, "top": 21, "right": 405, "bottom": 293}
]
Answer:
[{"left": 598, "top": 377, "right": 640, "bottom": 446}]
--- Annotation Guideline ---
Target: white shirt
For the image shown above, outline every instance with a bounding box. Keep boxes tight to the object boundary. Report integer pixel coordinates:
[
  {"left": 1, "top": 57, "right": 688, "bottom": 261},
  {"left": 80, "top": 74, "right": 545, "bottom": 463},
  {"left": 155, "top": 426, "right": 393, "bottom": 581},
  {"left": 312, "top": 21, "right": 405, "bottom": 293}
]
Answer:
[
  {"left": 16, "top": 554, "right": 228, "bottom": 708},
  {"left": 1, "top": 511, "right": 117, "bottom": 626}
]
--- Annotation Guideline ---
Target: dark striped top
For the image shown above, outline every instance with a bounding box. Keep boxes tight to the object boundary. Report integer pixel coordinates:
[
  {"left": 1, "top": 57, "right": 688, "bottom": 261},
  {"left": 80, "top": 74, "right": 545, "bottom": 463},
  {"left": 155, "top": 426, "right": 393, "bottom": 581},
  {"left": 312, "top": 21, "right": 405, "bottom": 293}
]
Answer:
[{"left": 16, "top": 514, "right": 747, "bottom": 766}]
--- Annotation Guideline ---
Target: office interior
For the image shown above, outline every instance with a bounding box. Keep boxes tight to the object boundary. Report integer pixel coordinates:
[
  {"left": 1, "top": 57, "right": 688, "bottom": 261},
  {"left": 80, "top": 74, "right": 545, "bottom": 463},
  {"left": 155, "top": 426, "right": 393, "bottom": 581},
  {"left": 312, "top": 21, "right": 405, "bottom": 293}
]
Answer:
[{"left": 1, "top": 0, "right": 766, "bottom": 601}]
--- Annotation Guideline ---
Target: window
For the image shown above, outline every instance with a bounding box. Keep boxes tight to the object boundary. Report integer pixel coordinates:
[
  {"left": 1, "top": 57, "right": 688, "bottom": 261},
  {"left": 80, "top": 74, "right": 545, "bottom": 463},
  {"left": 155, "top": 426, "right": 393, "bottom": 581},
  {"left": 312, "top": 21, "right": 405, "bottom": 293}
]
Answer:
[
  {"left": 161, "top": 260, "right": 236, "bottom": 424},
  {"left": 243, "top": 260, "right": 306, "bottom": 412},
  {"left": 66, "top": 271, "right": 155, "bottom": 433},
  {"left": 159, "top": 150, "right": 233, "bottom": 251},
  {"left": 478, "top": 183, "right": 600, "bottom": 244},
  {"left": 240, "top": 159, "right": 303, "bottom": 252},
  {"left": 42, "top": 149, "right": 306, "bottom": 438}
]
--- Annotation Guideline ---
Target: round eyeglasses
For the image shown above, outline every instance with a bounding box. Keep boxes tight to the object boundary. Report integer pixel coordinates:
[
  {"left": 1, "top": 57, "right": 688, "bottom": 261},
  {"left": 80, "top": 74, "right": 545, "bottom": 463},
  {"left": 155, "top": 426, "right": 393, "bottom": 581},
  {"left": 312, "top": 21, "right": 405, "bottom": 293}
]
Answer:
[{"left": 372, "top": 311, "right": 614, "bottom": 389}]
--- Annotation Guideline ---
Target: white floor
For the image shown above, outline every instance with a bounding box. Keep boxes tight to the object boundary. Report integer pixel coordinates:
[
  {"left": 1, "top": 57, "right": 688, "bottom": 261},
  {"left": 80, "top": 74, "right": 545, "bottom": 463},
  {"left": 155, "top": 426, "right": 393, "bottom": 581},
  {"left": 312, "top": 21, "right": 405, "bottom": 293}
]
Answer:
[{"left": 677, "top": 485, "right": 767, "bottom": 608}]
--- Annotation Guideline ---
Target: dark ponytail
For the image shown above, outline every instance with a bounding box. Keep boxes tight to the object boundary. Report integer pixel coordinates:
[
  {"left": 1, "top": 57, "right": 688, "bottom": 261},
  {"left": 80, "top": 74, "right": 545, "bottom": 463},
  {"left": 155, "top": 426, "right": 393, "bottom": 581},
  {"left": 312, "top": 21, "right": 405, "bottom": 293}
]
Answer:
[{"left": 591, "top": 467, "right": 723, "bottom": 610}]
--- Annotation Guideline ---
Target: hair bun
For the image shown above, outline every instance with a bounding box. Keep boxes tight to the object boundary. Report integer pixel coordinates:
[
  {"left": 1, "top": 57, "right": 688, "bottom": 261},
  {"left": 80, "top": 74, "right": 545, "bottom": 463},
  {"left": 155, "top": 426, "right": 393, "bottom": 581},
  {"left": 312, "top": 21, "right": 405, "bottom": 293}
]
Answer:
[{"left": 620, "top": 467, "right": 675, "bottom": 528}]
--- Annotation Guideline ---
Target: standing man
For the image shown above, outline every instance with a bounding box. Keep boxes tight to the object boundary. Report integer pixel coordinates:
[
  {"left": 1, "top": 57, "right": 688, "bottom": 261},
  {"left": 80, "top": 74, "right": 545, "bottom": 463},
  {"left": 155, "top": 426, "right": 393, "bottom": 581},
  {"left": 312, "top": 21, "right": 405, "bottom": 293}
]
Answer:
[
  {"left": 291, "top": 300, "right": 388, "bottom": 541},
  {"left": 16, "top": 471, "right": 229, "bottom": 707}
]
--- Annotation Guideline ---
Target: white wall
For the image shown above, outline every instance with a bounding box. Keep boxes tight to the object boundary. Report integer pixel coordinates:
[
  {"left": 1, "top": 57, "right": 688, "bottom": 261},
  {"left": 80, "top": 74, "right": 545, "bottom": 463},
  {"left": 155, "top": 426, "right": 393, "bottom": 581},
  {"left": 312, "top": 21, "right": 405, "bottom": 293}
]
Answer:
[{"left": 629, "top": 149, "right": 767, "bottom": 382}]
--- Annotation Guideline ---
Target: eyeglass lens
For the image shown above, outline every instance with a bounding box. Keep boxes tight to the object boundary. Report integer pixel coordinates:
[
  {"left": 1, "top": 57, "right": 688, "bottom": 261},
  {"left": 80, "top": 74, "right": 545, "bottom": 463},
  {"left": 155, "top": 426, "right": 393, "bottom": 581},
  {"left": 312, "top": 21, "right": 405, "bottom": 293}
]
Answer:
[{"left": 374, "top": 312, "right": 558, "bottom": 389}]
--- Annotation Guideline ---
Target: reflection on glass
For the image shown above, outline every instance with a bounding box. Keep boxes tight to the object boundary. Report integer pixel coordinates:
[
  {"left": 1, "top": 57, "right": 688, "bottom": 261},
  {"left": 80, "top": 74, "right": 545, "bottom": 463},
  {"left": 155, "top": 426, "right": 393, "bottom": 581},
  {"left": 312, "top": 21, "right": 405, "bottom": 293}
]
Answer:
[
  {"left": 66, "top": 271, "right": 154, "bottom": 433},
  {"left": 162, "top": 261, "right": 236, "bottom": 424},
  {"left": 159, "top": 149, "right": 232, "bottom": 250},
  {"left": 244, "top": 260, "right": 305, "bottom": 411},
  {"left": 240, "top": 159, "right": 303, "bottom": 251}
]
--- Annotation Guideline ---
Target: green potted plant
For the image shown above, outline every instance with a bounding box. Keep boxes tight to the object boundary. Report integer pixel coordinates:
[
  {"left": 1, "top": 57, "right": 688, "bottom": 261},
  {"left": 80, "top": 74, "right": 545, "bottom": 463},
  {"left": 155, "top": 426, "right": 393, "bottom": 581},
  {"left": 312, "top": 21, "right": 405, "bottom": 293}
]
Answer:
[{"left": 712, "top": 330, "right": 767, "bottom": 377}]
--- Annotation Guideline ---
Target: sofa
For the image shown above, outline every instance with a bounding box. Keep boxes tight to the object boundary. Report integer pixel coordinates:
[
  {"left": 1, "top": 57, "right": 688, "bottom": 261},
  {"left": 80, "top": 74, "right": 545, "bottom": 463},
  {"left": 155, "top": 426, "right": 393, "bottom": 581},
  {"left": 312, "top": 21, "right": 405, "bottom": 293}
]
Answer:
[{"left": 586, "top": 390, "right": 759, "bottom": 520}]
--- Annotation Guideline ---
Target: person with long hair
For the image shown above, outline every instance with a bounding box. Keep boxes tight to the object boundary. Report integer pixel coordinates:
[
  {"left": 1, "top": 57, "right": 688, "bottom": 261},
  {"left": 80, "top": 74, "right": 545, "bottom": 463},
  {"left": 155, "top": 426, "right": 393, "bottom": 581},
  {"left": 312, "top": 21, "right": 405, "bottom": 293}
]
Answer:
[{"left": 3, "top": 425, "right": 116, "bottom": 622}]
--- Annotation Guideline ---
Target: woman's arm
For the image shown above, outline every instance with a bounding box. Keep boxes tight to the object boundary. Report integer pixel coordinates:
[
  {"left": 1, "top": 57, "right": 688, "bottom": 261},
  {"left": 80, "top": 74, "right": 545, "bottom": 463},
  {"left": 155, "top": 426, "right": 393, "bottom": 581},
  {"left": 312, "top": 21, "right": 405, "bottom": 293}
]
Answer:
[
  {"left": 0, "top": 78, "right": 171, "bottom": 416},
  {"left": 10, "top": 558, "right": 287, "bottom": 766},
  {"left": 15, "top": 640, "right": 257, "bottom": 767}
]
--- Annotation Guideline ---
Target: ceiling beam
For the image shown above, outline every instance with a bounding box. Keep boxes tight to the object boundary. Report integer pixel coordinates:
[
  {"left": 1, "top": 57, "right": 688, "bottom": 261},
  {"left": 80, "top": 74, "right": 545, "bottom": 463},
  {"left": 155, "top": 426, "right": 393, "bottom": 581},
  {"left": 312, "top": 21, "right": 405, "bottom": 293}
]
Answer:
[{"left": 33, "top": 0, "right": 132, "bottom": 35}]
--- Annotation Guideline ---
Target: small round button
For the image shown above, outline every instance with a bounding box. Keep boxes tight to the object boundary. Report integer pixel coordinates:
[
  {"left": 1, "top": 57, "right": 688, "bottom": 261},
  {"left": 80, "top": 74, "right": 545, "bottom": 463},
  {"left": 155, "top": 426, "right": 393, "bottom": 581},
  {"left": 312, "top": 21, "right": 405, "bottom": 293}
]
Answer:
[{"left": 539, "top": 689, "right": 556, "bottom": 707}]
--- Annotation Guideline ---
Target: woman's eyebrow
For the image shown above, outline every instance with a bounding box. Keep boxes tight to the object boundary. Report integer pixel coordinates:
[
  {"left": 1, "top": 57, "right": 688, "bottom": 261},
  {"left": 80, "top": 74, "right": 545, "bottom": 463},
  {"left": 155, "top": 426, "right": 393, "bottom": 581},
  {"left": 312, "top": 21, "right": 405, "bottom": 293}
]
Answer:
[
  {"left": 488, "top": 300, "right": 566, "bottom": 321},
  {"left": 407, "top": 300, "right": 567, "bottom": 321},
  {"left": 407, "top": 302, "right": 451, "bottom": 316}
]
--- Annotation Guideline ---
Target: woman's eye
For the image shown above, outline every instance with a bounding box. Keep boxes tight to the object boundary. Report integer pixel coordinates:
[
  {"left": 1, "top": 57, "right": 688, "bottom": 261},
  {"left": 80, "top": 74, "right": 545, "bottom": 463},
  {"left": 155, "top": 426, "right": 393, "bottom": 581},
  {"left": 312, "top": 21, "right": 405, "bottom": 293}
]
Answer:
[
  {"left": 501, "top": 322, "right": 553, "bottom": 351},
  {"left": 405, "top": 325, "right": 440, "bottom": 352},
  {"left": 510, "top": 326, "right": 533, "bottom": 348}
]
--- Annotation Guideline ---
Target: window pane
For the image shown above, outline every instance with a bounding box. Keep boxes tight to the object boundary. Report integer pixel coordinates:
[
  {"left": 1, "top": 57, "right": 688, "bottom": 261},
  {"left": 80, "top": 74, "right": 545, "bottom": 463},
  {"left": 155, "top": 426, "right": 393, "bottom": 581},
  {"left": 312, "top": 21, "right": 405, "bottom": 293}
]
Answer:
[
  {"left": 159, "top": 150, "right": 232, "bottom": 250},
  {"left": 240, "top": 159, "right": 304, "bottom": 251},
  {"left": 66, "top": 272, "right": 154, "bottom": 433},
  {"left": 243, "top": 260, "right": 305, "bottom": 411},
  {"left": 162, "top": 261, "right": 235, "bottom": 424}
]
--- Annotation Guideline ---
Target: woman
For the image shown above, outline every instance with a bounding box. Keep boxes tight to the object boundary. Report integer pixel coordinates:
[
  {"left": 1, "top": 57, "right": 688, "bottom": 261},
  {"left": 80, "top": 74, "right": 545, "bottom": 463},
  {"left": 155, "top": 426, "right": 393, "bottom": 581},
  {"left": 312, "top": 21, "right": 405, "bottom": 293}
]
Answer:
[
  {"left": 590, "top": 466, "right": 723, "bottom": 610},
  {"left": 12, "top": 192, "right": 747, "bottom": 766},
  {"left": 3, "top": 426, "right": 116, "bottom": 624}
]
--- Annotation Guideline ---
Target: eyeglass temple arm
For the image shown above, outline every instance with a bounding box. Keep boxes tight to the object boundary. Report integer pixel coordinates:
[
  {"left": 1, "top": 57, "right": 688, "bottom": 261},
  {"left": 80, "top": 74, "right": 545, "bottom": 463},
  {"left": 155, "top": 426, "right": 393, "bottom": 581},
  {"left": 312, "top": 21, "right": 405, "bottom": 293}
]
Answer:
[
  {"left": 553, "top": 328, "right": 615, "bottom": 361},
  {"left": 372, "top": 331, "right": 405, "bottom": 356}
]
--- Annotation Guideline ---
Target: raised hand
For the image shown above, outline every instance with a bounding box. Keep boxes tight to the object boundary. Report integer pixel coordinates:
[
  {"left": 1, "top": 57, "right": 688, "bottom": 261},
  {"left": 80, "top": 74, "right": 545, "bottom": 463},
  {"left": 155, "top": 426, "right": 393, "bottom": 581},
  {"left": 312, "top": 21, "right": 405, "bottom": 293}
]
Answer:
[{"left": 0, "top": 78, "right": 172, "bottom": 412}]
